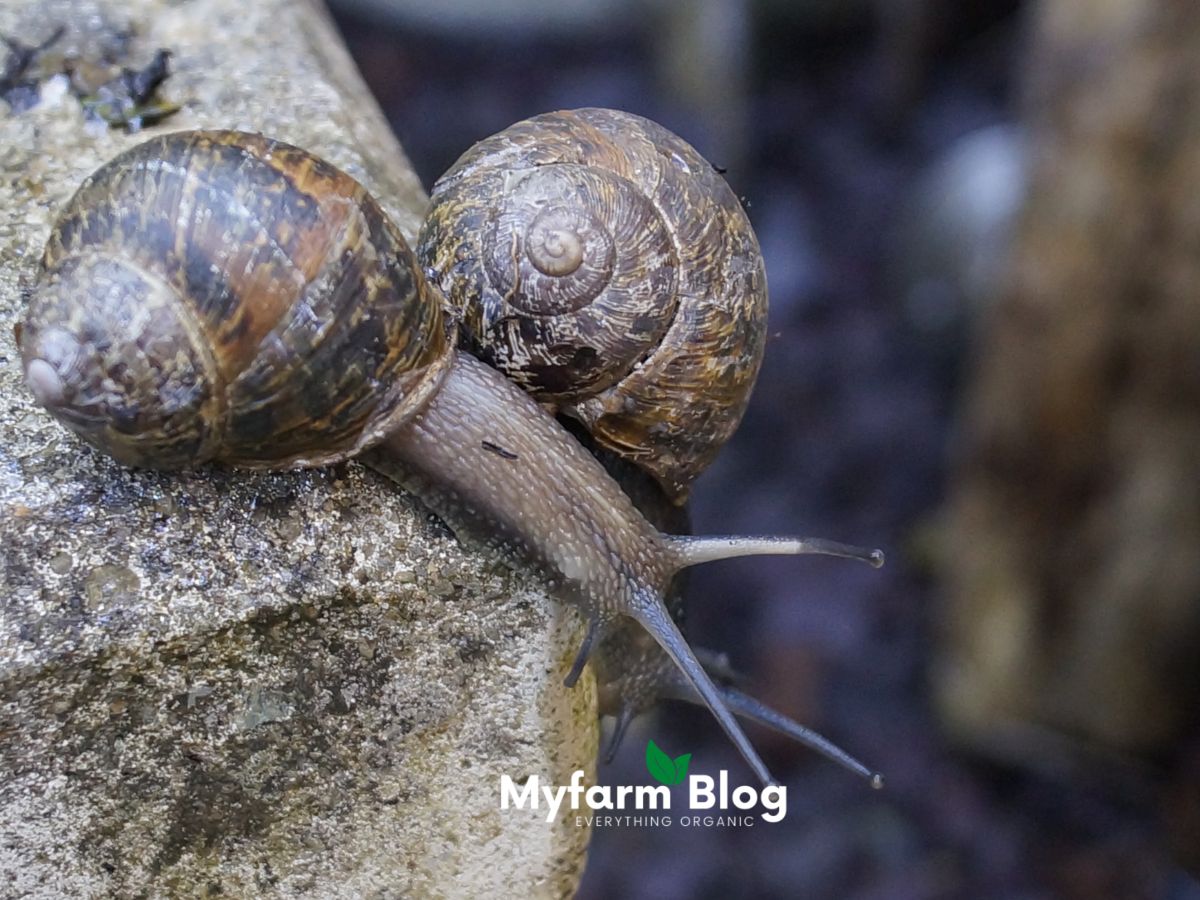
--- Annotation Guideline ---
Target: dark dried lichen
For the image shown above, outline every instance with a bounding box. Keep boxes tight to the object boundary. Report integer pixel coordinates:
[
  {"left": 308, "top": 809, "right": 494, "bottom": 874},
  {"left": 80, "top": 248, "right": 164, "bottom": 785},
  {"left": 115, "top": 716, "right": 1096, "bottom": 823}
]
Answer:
[
  {"left": 0, "top": 22, "right": 179, "bottom": 131},
  {"left": 0, "top": 26, "right": 64, "bottom": 111}
]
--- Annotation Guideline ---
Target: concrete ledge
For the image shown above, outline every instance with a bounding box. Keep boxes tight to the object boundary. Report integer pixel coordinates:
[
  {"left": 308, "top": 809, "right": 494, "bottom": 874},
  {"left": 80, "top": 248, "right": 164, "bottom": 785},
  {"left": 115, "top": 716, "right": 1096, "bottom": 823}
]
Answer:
[{"left": 0, "top": 0, "right": 596, "bottom": 895}]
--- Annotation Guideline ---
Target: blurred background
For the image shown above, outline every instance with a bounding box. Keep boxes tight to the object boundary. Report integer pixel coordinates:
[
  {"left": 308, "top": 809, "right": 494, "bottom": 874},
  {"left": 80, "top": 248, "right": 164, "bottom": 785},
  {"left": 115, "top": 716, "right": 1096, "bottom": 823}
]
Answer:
[{"left": 328, "top": 1, "right": 1200, "bottom": 897}]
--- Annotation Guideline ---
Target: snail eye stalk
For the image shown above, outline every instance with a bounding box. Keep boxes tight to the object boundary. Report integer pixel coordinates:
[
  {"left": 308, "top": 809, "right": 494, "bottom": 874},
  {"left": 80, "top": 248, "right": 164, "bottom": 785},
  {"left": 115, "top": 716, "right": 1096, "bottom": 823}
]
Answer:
[{"left": 666, "top": 534, "right": 884, "bottom": 571}]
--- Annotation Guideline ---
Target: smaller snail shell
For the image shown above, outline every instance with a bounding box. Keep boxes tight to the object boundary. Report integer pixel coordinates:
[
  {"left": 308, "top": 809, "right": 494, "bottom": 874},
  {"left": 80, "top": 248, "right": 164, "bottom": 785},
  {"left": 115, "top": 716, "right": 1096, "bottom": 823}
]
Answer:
[
  {"left": 418, "top": 108, "right": 769, "bottom": 504},
  {"left": 19, "top": 131, "right": 452, "bottom": 470}
]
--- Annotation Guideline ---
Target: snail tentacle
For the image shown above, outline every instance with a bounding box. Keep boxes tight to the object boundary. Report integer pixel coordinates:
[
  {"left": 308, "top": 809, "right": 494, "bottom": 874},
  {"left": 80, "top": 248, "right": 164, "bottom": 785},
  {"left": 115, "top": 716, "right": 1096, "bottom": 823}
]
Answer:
[
  {"left": 707, "top": 686, "right": 886, "bottom": 790},
  {"left": 564, "top": 617, "right": 603, "bottom": 688},
  {"left": 602, "top": 706, "right": 637, "bottom": 764},
  {"left": 645, "top": 674, "right": 885, "bottom": 789},
  {"left": 632, "top": 594, "right": 776, "bottom": 786},
  {"left": 600, "top": 636, "right": 883, "bottom": 786},
  {"left": 665, "top": 534, "right": 885, "bottom": 570}
]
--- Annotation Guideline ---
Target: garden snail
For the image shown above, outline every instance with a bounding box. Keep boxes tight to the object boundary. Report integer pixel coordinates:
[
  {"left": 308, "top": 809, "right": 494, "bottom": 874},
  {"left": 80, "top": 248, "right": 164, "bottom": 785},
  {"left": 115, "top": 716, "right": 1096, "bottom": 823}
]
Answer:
[{"left": 18, "top": 116, "right": 883, "bottom": 788}]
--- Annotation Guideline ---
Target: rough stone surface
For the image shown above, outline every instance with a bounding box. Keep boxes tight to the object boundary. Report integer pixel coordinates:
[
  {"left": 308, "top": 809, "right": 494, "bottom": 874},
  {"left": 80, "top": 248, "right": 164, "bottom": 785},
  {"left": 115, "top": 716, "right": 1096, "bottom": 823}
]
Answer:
[{"left": 0, "top": 1, "right": 596, "bottom": 896}]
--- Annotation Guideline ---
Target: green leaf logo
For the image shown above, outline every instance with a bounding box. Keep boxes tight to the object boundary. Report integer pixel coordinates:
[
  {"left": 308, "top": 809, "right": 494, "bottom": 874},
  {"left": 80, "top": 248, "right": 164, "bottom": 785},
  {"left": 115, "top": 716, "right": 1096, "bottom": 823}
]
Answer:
[{"left": 646, "top": 740, "right": 692, "bottom": 786}]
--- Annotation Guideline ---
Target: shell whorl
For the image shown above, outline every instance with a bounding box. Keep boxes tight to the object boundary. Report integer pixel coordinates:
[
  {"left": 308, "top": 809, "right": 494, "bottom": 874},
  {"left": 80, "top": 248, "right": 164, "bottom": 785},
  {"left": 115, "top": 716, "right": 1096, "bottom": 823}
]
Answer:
[
  {"left": 418, "top": 108, "right": 768, "bottom": 504},
  {"left": 20, "top": 130, "right": 451, "bottom": 470}
]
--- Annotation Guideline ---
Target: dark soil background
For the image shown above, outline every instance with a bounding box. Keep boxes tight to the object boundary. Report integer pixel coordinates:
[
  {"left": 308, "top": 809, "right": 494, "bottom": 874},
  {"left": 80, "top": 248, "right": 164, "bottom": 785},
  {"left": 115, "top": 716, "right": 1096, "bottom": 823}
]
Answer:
[{"left": 331, "top": 3, "right": 1200, "bottom": 897}]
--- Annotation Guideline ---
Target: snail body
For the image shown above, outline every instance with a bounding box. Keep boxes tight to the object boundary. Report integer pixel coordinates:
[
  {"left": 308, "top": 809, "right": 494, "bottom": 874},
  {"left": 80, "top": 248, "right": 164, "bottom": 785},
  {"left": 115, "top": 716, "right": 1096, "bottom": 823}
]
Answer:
[{"left": 19, "top": 124, "right": 882, "bottom": 788}]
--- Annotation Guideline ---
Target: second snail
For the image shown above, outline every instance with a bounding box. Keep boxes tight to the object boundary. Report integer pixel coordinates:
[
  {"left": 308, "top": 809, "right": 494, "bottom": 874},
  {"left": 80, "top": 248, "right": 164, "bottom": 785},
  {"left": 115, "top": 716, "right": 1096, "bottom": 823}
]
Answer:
[{"left": 18, "top": 109, "right": 883, "bottom": 788}]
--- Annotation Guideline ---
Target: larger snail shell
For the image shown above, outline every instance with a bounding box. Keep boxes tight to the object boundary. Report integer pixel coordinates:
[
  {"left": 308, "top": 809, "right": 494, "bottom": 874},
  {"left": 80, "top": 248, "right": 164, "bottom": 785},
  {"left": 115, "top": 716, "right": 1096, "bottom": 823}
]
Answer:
[
  {"left": 19, "top": 131, "right": 451, "bottom": 470},
  {"left": 417, "top": 108, "right": 768, "bottom": 504}
]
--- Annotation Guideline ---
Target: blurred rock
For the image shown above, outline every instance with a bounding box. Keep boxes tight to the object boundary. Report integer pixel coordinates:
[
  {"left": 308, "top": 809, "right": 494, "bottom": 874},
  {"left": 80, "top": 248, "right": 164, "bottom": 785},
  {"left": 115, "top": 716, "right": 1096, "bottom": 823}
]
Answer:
[
  {"left": 0, "top": 0, "right": 595, "bottom": 896},
  {"left": 938, "top": 0, "right": 1200, "bottom": 766}
]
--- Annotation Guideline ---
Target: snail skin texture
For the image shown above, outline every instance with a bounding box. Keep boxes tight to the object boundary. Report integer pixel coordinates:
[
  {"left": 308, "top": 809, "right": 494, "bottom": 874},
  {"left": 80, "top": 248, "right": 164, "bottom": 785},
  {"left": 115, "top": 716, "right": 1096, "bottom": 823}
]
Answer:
[{"left": 19, "top": 124, "right": 883, "bottom": 788}]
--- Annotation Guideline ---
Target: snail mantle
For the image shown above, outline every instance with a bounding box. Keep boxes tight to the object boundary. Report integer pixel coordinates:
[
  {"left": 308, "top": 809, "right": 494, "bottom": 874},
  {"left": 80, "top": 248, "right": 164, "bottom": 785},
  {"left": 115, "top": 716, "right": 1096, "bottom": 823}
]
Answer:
[{"left": 0, "top": 0, "right": 594, "bottom": 897}]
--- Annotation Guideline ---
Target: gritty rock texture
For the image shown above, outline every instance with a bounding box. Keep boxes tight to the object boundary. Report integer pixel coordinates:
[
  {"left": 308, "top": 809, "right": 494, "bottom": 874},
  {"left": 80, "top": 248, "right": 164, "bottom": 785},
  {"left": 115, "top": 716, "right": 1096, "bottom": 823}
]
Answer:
[{"left": 0, "top": 1, "right": 596, "bottom": 896}]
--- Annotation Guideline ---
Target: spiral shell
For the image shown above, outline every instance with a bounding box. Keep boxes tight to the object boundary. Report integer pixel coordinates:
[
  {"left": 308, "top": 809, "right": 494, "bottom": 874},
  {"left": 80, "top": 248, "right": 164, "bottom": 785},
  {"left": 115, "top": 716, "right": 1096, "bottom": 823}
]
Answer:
[
  {"left": 418, "top": 108, "right": 768, "bottom": 504},
  {"left": 19, "top": 130, "right": 452, "bottom": 470}
]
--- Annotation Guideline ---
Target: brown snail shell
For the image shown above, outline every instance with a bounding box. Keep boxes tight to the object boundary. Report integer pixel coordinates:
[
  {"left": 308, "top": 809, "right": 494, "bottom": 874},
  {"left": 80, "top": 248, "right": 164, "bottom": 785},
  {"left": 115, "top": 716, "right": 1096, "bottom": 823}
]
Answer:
[
  {"left": 417, "top": 108, "right": 768, "bottom": 504},
  {"left": 19, "top": 130, "right": 452, "bottom": 471}
]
